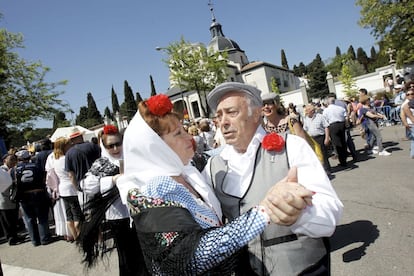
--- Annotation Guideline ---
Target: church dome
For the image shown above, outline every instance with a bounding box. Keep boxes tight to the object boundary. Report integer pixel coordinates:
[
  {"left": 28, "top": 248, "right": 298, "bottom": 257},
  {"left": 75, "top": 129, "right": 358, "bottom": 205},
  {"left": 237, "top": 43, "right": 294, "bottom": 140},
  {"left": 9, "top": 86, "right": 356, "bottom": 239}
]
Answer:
[{"left": 208, "top": 21, "right": 241, "bottom": 52}]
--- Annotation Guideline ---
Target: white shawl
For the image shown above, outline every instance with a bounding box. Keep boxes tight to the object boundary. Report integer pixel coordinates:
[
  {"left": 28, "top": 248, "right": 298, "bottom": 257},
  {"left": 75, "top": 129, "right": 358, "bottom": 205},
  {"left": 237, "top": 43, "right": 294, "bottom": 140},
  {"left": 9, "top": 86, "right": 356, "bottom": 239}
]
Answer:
[{"left": 117, "top": 111, "right": 222, "bottom": 219}]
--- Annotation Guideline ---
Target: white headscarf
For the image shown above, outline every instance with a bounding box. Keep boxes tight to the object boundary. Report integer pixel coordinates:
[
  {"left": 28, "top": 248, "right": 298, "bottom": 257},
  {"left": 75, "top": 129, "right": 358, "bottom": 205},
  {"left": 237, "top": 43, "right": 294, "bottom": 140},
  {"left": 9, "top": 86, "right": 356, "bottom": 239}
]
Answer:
[
  {"left": 99, "top": 132, "right": 122, "bottom": 167},
  {"left": 117, "top": 111, "right": 222, "bottom": 219}
]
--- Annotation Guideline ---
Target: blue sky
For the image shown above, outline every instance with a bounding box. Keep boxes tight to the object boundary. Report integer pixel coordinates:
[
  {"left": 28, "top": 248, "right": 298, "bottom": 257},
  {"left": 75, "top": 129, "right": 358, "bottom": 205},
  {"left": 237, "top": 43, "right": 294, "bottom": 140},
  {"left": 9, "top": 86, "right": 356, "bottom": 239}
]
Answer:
[{"left": 1, "top": 0, "right": 377, "bottom": 128}]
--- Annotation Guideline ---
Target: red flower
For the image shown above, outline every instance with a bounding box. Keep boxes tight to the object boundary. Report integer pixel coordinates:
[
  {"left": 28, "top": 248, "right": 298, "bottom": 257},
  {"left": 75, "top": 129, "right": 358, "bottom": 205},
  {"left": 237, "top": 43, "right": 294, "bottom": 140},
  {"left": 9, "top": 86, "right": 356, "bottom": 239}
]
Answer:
[
  {"left": 103, "top": 125, "right": 119, "bottom": 135},
  {"left": 262, "top": 133, "right": 285, "bottom": 152},
  {"left": 146, "top": 94, "right": 173, "bottom": 116}
]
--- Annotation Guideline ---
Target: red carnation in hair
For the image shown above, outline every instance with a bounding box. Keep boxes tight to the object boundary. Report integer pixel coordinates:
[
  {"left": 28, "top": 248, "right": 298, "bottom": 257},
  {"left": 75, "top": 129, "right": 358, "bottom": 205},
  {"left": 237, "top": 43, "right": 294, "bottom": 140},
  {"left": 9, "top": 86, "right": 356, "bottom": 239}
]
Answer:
[
  {"left": 146, "top": 94, "right": 173, "bottom": 116},
  {"left": 262, "top": 133, "right": 285, "bottom": 152},
  {"left": 103, "top": 125, "right": 119, "bottom": 135}
]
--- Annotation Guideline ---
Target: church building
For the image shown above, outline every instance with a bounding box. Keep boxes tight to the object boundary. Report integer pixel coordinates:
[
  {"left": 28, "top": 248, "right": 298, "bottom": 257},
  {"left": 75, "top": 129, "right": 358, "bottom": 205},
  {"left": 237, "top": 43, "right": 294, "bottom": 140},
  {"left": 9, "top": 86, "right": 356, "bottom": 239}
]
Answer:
[{"left": 166, "top": 6, "right": 303, "bottom": 119}]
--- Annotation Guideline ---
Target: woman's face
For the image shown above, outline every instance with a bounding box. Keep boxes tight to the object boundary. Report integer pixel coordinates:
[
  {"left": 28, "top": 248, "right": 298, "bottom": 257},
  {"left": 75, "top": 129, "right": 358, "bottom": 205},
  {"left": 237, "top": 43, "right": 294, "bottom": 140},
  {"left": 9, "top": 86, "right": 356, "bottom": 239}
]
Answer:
[
  {"left": 102, "top": 134, "right": 123, "bottom": 159},
  {"left": 161, "top": 119, "right": 195, "bottom": 165},
  {"left": 262, "top": 100, "right": 276, "bottom": 117}
]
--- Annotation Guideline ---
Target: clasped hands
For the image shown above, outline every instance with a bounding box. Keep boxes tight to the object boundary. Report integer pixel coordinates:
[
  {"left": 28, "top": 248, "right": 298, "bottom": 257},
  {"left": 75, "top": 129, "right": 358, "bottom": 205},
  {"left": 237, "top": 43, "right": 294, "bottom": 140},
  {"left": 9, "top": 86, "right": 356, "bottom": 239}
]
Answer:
[{"left": 260, "top": 166, "right": 313, "bottom": 226}]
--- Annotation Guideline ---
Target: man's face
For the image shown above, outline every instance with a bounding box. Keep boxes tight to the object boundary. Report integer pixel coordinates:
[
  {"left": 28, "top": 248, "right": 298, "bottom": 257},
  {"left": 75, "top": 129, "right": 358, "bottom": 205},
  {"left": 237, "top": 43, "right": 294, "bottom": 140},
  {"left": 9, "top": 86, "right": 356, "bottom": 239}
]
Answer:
[{"left": 215, "top": 91, "right": 261, "bottom": 153}]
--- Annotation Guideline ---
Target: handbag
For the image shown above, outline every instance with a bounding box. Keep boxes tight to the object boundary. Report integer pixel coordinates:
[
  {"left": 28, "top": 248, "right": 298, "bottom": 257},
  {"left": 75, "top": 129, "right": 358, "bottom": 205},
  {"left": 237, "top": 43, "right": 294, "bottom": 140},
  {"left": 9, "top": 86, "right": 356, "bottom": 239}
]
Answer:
[
  {"left": 46, "top": 168, "right": 60, "bottom": 200},
  {"left": 288, "top": 118, "right": 324, "bottom": 163}
]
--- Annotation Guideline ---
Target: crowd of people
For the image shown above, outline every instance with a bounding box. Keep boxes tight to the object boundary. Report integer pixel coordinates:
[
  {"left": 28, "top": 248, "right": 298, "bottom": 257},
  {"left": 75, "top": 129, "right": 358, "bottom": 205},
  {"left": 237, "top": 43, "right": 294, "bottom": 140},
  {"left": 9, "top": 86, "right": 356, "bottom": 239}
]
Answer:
[{"left": 1, "top": 79, "right": 413, "bottom": 275}]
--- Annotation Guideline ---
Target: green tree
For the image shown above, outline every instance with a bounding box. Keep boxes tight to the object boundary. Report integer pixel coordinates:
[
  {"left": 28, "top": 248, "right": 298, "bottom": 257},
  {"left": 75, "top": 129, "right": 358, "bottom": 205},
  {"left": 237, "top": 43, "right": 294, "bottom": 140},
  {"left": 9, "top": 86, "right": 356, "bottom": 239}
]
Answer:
[
  {"left": 347, "top": 45, "right": 356, "bottom": 60},
  {"left": 293, "top": 62, "right": 307, "bottom": 77},
  {"left": 356, "top": 47, "right": 369, "bottom": 73},
  {"left": 162, "top": 37, "right": 228, "bottom": 116},
  {"left": 103, "top": 106, "right": 112, "bottom": 123},
  {"left": 75, "top": 106, "right": 88, "bottom": 126},
  {"left": 368, "top": 41, "right": 389, "bottom": 72},
  {"left": 325, "top": 54, "right": 345, "bottom": 78},
  {"left": 307, "top": 54, "right": 329, "bottom": 99},
  {"left": 335, "top": 46, "right": 342, "bottom": 57},
  {"left": 338, "top": 60, "right": 359, "bottom": 97},
  {"left": 135, "top": 92, "right": 143, "bottom": 105},
  {"left": 150, "top": 75, "right": 157, "bottom": 96},
  {"left": 281, "top": 49, "right": 289, "bottom": 69},
  {"left": 120, "top": 80, "right": 137, "bottom": 120},
  {"left": 0, "top": 26, "right": 67, "bottom": 146},
  {"left": 84, "top": 92, "right": 102, "bottom": 128},
  {"left": 347, "top": 59, "right": 366, "bottom": 77},
  {"left": 270, "top": 77, "right": 280, "bottom": 94},
  {"left": 111, "top": 86, "right": 120, "bottom": 113},
  {"left": 52, "top": 111, "right": 70, "bottom": 130},
  {"left": 357, "top": 0, "right": 414, "bottom": 65}
]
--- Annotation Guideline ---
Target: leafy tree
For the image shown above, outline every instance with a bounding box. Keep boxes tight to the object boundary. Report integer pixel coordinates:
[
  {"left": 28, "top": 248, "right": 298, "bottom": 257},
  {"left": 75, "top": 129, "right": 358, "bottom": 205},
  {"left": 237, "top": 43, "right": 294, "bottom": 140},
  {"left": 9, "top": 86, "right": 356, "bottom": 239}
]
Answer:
[
  {"left": 111, "top": 86, "right": 120, "bottom": 113},
  {"left": 120, "top": 80, "right": 137, "bottom": 120},
  {"left": 357, "top": 0, "right": 414, "bottom": 65},
  {"left": 307, "top": 54, "right": 329, "bottom": 99},
  {"left": 162, "top": 37, "right": 228, "bottom": 116},
  {"left": 270, "top": 77, "right": 280, "bottom": 94},
  {"left": 150, "top": 75, "right": 157, "bottom": 96},
  {"left": 347, "top": 45, "right": 356, "bottom": 60},
  {"left": 338, "top": 60, "right": 359, "bottom": 97},
  {"left": 281, "top": 49, "right": 289, "bottom": 69},
  {"left": 0, "top": 25, "right": 68, "bottom": 146}
]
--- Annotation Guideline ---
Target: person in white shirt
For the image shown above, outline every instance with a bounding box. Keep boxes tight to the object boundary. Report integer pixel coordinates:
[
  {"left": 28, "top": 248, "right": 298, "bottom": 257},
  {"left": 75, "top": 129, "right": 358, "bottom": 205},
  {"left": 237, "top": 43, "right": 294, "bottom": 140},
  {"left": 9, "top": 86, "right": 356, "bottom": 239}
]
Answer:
[
  {"left": 79, "top": 125, "right": 146, "bottom": 275},
  {"left": 204, "top": 82, "right": 343, "bottom": 275}
]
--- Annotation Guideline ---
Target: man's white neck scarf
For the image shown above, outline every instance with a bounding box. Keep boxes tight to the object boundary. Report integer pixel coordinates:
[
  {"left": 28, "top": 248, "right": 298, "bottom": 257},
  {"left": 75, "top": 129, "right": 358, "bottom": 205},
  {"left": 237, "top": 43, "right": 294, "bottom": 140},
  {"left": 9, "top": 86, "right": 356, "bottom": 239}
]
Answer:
[{"left": 117, "top": 111, "right": 222, "bottom": 219}]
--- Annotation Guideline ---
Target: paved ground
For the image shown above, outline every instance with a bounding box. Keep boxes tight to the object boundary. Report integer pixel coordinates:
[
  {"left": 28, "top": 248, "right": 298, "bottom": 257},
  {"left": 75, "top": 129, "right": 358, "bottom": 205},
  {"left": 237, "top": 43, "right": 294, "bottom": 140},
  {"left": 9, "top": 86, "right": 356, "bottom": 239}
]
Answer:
[{"left": 0, "top": 125, "right": 413, "bottom": 275}]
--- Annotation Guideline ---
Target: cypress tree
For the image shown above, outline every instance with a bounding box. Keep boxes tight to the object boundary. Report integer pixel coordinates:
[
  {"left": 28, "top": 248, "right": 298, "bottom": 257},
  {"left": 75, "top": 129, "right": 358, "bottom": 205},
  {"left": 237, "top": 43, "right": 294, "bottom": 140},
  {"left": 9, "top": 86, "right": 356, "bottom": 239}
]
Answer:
[
  {"left": 307, "top": 54, "right": 329, "bottom": 99},
  {"left": 336, "top": 46, "right": 341, "bottom": 57},
  {"left": 136, "top": 92, "right": 143, "bottom": 104},
  {"left": 347, "top": 45, "right": 356, "bottom": 60},
  {"left": 281, "top": 49, "right": 289, "bottom": 69},
  {"left": 103, "top": 106, "right": 112, "bottom": 122},
  {"left": 120, "top": 80, "right": 137, "bottom": 120},
  {"left": 111, "top": 86, "right": 120, "bottom": 113},
  {"left": 356, "top": 47, "right": 369, "bottom": 73},
  {"left": 150, "top": 75, "right": 157, "bottom": 96},
  {"left": 85, "top": 92, "right": 102, "bottom": 128}
]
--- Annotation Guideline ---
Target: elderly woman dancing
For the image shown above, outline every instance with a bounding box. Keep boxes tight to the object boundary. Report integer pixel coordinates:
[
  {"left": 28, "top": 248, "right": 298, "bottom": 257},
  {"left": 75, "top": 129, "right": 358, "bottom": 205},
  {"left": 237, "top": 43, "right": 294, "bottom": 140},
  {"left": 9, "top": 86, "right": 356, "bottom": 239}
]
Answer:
[{"left": 117, "top": 94, "right": 314, "bottom": 275}]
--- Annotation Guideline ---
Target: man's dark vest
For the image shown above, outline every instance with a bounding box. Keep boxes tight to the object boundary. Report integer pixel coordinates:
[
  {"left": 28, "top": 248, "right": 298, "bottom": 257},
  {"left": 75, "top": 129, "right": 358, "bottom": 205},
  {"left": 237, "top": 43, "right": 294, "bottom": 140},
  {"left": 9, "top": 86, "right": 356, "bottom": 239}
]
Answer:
[{"left": 209, "top": 136, "right": 327, "bottom": 275}]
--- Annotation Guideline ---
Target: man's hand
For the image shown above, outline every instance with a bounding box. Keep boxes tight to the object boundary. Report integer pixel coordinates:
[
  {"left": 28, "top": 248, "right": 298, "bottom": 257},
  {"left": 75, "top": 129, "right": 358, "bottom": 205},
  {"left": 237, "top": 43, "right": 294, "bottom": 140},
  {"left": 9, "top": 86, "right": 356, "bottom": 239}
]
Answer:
[{"left": 260, "top": 167, "right": 313, "bottom": 226}]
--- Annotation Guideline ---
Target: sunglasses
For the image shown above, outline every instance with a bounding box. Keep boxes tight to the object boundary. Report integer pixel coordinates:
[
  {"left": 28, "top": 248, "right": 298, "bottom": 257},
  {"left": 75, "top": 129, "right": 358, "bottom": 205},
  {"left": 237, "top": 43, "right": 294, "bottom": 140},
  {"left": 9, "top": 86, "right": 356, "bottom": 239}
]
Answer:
[
  {"left": 263, "top": 100, "right": 274, "bottom": 106},
  {"left": 104, "top": 141, "right": 122, "bottom": 149}
]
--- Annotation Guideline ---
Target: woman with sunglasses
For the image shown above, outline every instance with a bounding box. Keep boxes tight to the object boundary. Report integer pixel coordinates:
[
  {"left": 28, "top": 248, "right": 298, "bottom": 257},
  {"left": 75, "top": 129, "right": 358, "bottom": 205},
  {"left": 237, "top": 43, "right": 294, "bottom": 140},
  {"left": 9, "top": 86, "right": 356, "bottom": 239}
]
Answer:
[{"left": 78, "top": 125, "right": 147, "bottom": 275}]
